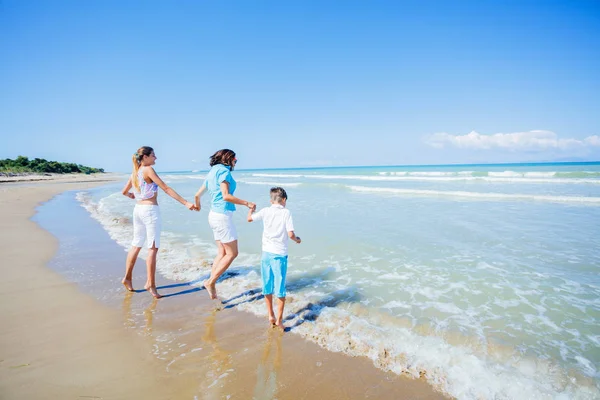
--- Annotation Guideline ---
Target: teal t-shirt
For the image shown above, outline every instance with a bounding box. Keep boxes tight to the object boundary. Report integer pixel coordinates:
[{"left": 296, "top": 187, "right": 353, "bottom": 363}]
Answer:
[{"left": 205, "top": 164, "right": 236, "bottom": 213}]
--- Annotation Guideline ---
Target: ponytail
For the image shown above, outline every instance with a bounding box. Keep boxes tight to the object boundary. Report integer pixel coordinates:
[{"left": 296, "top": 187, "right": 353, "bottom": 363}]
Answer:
[
  {"left": 132, "top": 147, "right": 154, "bottom": 192},
  {"left": 132, "top": 153, "right": 141, "bottom": 192}
]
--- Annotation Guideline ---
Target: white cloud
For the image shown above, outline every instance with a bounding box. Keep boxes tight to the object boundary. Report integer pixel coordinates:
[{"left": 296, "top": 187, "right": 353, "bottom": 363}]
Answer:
[
  {"left": 425, "top": 130, "right": 600, "bottom": 152},
  {"left": 585, "top": 136, "right": 600, "bottom": 146}
]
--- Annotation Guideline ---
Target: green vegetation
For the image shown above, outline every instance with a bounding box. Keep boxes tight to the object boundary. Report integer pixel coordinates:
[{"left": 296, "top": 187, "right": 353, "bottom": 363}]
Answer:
[{"left": 0, "top": 156, "right": 104, "bottom": 175}]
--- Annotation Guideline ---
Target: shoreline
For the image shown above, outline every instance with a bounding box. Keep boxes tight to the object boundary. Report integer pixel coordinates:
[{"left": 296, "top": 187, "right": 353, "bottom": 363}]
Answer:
[
  {"left": 0, "top": 178, "right": 184, "bottom": 399},
  {"left": 1, "top": 179, "right": 445, "bottom": 399},
  {"left": 0, "top": 172, "right": 122, "bottom": 184}
]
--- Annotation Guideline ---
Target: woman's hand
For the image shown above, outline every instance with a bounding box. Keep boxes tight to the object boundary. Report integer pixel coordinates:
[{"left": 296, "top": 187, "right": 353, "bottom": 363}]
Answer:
[
  {"left": 185, "top": 201, "right": 199, "bottom": 211},
  {"left": 246, "top": 201, "right": 256, "bottom": 212},
  {"left": 122, "top": 178, "right": 135, "bottom": 199}
]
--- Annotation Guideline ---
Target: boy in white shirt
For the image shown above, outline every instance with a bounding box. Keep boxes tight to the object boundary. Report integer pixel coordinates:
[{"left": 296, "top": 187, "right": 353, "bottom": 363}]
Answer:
[{"left": 248, "top": 187, "right": 301, "bottom": 330}]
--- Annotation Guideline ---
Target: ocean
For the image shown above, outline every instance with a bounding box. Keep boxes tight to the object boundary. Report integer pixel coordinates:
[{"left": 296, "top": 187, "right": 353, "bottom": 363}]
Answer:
[{"left": 74, "top": 162, "right": 600, "bottom": 399}]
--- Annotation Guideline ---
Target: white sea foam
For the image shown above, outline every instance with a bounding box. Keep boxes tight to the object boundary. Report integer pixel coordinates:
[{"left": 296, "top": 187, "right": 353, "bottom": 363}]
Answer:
[
  {"left": 347, "top": 185, "right": 600, "bottom": 205},
  {"left": 524, "top": 172, "right": 557, "bottom": 178},
  {"left": 75, "top": 192, "right": 213, "bottom": 282},
  {"left": 489, "top": 171, "right": 524, "bottom": 177},
  {"left": 214, "top": 282, "right": 598, "bottom": 399},
  {"left": 379, "top": 272, "right": 410, "bottom": 280},
  {"left": 386, "top": 171, "right": 409, "bottom": 176},
  {"left": 74, "top": 187, "right": 600, "bottom": 400},
  {"left": 382, "top": 300, "right": 411, "bottom": 309}
]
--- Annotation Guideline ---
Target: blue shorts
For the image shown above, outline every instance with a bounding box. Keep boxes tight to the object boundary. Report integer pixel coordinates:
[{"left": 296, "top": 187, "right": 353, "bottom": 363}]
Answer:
[{"left": 261, "top": 252, "right": 288, "bottom": 298}]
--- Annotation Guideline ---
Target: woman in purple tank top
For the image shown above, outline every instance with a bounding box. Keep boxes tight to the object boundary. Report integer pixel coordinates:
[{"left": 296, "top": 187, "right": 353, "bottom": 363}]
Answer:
[{"left": 121, "top": 146, "right": 198, "bottom": 298}]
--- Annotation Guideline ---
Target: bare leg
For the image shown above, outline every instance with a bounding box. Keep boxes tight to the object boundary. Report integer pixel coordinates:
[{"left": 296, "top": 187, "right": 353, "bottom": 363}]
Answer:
[
  {"left": 204, "top": 240, "right": 238, "bottom": 299},
  {"left": 144, "top": 245, "right": 162, "bottom": 299},
  {"left": 275, "top": 297, "right": 286, "bottom": 331},
  {"left": 210, "top": 241, "right": 226, "bottom": 279},
  {"left": 204, "top": 241, "right": 224, "bottom": 300},
  {"left": 264, "top": 294, "right": 276, "bottom": 326},
  {"left": 122, "top": 246, "right": 141, "bottom": 291}
]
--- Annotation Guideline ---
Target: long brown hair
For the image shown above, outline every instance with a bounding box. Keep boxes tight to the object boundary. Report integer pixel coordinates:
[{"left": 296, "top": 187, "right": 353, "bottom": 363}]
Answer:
[
  {"left": 209, "top": 149, "right": 236, "bottom": 170},
  {"left": 132, "top": 146, "right": 154, "bottom": 191}
]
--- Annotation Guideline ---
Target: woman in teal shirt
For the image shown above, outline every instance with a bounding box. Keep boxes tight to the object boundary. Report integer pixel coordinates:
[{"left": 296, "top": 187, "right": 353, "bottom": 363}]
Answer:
[{"left": 195, "top": 149, "right": 256, "bottom": 300}]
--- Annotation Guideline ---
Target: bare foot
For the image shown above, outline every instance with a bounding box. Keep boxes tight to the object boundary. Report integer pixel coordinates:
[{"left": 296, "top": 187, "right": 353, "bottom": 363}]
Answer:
[
  {"left": 269, "top": 316, "right": 276, "bottom": 326},
  {"left": 203, "top": 280, "right": 217, "bottom": 300},
  {"left": 144, "top": 285, "right": 162, "bottom": 299},
  {"left": 122, "top": 278, "right": 134, "bottom": 292},
  {"left": 274, "top": 320, "right": 285, "bottom": 332}
]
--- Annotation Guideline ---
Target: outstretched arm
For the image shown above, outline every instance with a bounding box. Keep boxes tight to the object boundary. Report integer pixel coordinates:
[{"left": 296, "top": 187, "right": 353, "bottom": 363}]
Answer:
[
  {"left": 194, "top": 184, "right": 207, "bottom": 211},
  {"left": 146, "top": 167, "right": 197, "bottom": 210},
  {"left": 221, "top": 181, "right": 256, "bottom": 211},
  {"left": 122, "top": 177, "right": 135, "bottom": 199}
]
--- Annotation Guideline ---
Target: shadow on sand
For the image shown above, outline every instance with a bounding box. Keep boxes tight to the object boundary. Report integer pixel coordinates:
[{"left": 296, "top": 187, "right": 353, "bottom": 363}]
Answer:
[
  {"left": 282, "top": 287, "right": 360, "bottom": 332},
  {"left": 220, "top": 267, "right": 360, "bottom": 332},
  {"left": 220, "top": 267, "right": 338, "bottom": 309},
  {"left": 159, "top": 266, "right": 256, "bottom": 298}
]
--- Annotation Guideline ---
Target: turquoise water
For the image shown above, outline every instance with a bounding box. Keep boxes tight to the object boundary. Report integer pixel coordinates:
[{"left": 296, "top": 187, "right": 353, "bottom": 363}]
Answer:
[{"left": 77, "top": 162, "right": 600, "bottom": 399}]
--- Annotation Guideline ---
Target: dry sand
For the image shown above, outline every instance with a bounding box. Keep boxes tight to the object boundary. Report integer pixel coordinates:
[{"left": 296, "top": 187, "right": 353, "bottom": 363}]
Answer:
[
  {"left": 0, "top": 176, "right": 446, "bottom": 399},
  {"left": 0, "top": 172, "right": 123, "bottom": 183}
]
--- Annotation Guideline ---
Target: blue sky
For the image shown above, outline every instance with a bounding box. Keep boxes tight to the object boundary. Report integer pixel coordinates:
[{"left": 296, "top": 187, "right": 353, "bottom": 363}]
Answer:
[{"left": 1, "top": 0, "right": 599, "bottom": 172}]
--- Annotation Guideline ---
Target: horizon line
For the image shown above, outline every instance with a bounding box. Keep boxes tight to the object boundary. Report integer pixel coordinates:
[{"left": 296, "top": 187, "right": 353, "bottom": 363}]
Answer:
[{"left": 150, "top": 160, "right": 600, "bottom": 175}]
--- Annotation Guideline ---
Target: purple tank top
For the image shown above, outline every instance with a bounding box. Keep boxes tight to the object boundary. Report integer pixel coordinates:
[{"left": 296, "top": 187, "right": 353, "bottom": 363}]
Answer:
[{"left": 134, "top": 167, "right": 158, "bottom": 200}]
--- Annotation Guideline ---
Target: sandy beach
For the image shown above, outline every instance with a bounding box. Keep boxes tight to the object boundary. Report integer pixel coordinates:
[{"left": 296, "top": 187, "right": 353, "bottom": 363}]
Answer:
[
  {"left": 0, "top": 175, "right": 445, "bottom": 399},
  {"left": 0, "top": 177, "right": 183, "bottom": 399},
  {"left": 0, "top": 172, "right": 123, "bottom": 183}
]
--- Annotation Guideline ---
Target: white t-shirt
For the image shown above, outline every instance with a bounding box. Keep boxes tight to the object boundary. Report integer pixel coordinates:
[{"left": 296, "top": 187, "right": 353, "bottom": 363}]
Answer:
[{"left": 251, "top": 204, "right": 295, "bottom": 256}]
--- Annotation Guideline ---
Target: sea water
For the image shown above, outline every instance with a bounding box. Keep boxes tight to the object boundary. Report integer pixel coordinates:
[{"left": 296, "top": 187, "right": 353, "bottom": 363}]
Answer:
[{"left": 76, "top": 162, "right": 600, "bottom": 399}]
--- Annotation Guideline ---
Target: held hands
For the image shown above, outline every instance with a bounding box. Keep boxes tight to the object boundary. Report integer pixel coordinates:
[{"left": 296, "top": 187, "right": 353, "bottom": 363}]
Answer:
[
  {"left": 246, "top": 201, "right": 256, "bottom": 212},
  {"left": 295, "top": 236, "right": 302, "bottom": 244},
  {"left": 185, "top": 201, "right": 199, "bottom": 211},
  {"left": 126, "top": 192, "right": 135, "bottom": 199}
]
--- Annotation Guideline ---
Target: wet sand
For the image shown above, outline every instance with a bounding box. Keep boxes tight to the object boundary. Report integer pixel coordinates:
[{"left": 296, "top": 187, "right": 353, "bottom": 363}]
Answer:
[
  {"left": 0, "top": 179, "right": 446, "bottom": 399},
  {"left": 0, "top": 179, "right": 183, "bottom": 399}
]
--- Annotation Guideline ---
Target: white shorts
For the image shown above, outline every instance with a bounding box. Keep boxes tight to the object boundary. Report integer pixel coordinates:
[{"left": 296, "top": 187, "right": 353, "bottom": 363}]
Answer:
[
  {"left": 208, "top": 210, "right": 238, "bottom": 243},
  {"left": 132, "top": 205, "right": 161, "bottom": 248}
]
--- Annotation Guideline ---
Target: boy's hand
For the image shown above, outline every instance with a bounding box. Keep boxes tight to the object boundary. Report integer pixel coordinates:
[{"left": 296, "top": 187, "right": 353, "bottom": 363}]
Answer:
[{"left": 295, "top": 236, "right": 301, "bottom": 244}]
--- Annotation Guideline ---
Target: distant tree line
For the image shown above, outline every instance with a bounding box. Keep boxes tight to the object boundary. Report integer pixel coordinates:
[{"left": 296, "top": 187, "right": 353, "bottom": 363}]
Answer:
[{"left": 0, "top": 156, "right": 105, "bottom": 174}]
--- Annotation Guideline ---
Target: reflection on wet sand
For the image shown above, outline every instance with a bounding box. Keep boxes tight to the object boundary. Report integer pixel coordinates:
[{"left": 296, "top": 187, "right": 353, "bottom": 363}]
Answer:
[
  {"left": 144, "top": 299, "right": 157, "bottom": 335},
  {"left": 115, "top": 289, "right": 442, "bottom": 400},
  {"left": 254, "top": 328, "right": 283, "bottom": 400},
  {"left": 201, "top": 309, "right": 234, "bottom": 397},
  {"left": 121, "top": 292, "right": 157, "bottom": 335},
  {"left": 122, "top": 291, "right": 135, "bottom": 329}
]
